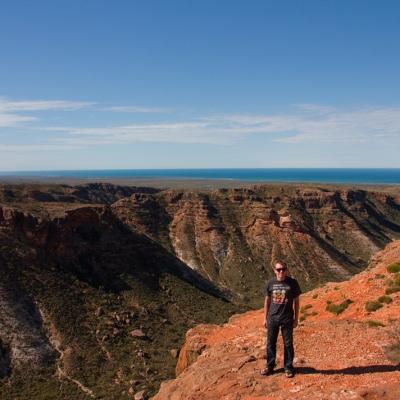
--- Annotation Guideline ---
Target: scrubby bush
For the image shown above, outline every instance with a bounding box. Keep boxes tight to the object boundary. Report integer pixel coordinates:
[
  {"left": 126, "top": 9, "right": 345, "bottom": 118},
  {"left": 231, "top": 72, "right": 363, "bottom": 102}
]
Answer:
[
  {"left": 384, "top": 272, "right": 400, "bottom": 295},
  {"left": 300, "top": 304, "right": 313, "bottom": 313},
  {"left": 387, "top": 263, "right": 400, "bottom": 273},
  {"left": 378, "top": 295, "right": 392, "bottom": 304},
  {"left": 326, "top": 299, "right": 353, "bottom": 315},
  {"left": 374, "top": 273, "right": 385, "bottom": 279},
  {"left": 366, "top": 320, "right": 385, "bottom": 327},
  {"left": 385, "top": 286, "right": 400, "bottom": 295},
  {"left": 365, "top": 301, "right": 383, "bottom": 312},
  {"left": 312, "top": 293, "right": 318, "bottom": 299},
  {"left": 299, "top": 304, "right": 319, "bottom": 322},
  {"left": 385, "top": 343, "right": 400, "bottom": 364},
  {"left": 385, "top": 278, "right": 394, "bottom": 286}
]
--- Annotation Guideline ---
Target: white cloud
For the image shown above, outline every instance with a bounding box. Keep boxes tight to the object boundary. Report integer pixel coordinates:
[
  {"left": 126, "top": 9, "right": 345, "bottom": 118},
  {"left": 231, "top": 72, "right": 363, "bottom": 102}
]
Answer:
[
  {"left": 295, "top": 104, "right": 337, "bottom": 114},
  {"left": 0, "top": 97, "right": 94, "bottom": 128},
  {"left": 208, "top": 106, "right": 400, "bottom": 144},
  {"left": 0, "top": 98, "right": 94, "bottom": 112},
  {"left": 46, "top": 105, "right": 400, "bottom": 146},
  {"left": 44, "top": 121, "right": 234, "bottom": 144},
  {"left": 0, "top": 143, "right": 83, "bottom": 152},
  {"left": 0, "top": 113, "right": 37, "bottom": 127},
  {"left": 104, "top": 106, "right": 172, "bottom": 113},
  {"left": 2, "top": 100, "right": 400, "bottom": 148}
]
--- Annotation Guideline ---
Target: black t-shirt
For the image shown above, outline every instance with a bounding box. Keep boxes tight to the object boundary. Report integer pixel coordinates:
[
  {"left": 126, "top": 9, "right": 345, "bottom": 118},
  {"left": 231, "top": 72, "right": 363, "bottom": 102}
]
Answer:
[{"left": 265, "top": 276, "right": 302, "bottom": 323}]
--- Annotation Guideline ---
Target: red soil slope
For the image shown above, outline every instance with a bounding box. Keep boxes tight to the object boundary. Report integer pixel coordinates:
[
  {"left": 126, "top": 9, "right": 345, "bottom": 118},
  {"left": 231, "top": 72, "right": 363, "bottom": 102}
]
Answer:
[{"left": 153, "top": 241, "right": 400, "bottom": 400}]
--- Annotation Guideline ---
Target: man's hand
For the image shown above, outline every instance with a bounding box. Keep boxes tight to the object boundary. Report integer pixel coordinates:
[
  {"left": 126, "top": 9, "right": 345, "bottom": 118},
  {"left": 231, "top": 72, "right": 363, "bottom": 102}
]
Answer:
[
  {"left": 263, "top": 319, "right": 267, "bottom": 329},
  {"left": 293, "top": 319, "right": 298, "bottom": 329}
]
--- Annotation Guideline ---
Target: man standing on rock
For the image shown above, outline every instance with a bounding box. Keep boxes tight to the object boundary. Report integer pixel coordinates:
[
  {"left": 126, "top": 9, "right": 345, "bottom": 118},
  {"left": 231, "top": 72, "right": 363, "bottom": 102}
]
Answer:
[{"left": 261, "top": 261, "right": 301, "bottom": 378}]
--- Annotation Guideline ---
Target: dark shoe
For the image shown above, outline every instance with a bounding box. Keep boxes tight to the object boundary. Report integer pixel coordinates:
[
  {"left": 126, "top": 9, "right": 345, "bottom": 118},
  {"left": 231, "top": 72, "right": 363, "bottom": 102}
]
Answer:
[
  {"left": 260, "top": 367, "right": 274, "bottom": 376},
  {"left": 285, "top": 369, "right": 295, "bottom": 378}
]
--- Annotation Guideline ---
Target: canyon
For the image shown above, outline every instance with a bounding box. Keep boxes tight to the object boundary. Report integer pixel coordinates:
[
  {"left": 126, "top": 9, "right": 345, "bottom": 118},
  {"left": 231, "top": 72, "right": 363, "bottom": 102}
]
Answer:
[{"left": 0, "top": 182, "right": 399, "bottom": 399}]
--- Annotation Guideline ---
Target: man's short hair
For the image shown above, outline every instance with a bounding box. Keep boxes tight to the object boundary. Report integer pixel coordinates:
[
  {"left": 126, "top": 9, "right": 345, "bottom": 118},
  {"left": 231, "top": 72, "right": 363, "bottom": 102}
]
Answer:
[{"left": 273, "top": 260, "right": 286, "bottom": 270}]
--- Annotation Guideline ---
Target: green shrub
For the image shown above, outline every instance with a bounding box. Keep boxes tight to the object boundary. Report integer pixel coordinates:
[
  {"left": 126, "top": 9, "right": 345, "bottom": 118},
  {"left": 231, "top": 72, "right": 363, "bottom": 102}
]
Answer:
[
  {"left": 299, "top": 315, "right": 307, "bottom": 322},
  {"left": 312, "top": 293, "right": 318, "bottom": 299},
  {"left": 334, "top": 286, "right": 340, "bottom": 291},
  {"left": 384, "top": 273, "right": 400, "bottom": 294},
  {"left": 326, "top": 299, "right": 353, "bottom": 315},
  {"left": 326, "top": 300, "right": 332, "bottom": 305},
  {"left": 387, "top": 263, "right": 400, "bottom": 273},
  {"left": 385, "top": 343, "right": 400, "bottom": 364},
  {"left": 365, "top": 301, "right": 383, "bottom": 312},
  {"left": 378, "top": 295, "right": 392, "bottom": 304},
  {"left": 385, "top": 286, "right": 400, "bottom": 295},
  {"left": 385, "top": 278, "right": 394, "bottom": 286},
  {"left": 366, "top": 320, "right": 385, "bottom": 328},
  {"left": 374, "top": 273, "right": 385, "bottom": 279},
  {"left": 310, "top": 311, "right": 318, "bottom": 316},
  {"left": 300, "top": 304, "right": 313, "bottom": 313}
]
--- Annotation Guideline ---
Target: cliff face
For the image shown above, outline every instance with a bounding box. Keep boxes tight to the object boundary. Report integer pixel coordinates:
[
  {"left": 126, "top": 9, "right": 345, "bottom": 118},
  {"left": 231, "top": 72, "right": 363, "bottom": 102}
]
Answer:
[
  {"left": 113, "top": 186, "right": 400, "bottom": 306},
  {"left": 0, "top": 182, "right": 160, "bottom": 205},
  {"left": 153, "top": 241, "right": 400, "bottom": 400},
  {"left": 0, "top": 200, "right": 242, "bottom": 399}
]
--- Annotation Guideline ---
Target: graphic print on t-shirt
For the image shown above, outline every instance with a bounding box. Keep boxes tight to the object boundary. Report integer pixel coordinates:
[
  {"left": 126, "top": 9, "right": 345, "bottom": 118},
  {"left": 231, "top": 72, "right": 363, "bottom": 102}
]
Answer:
[{"left": 272, "top": 287, "right": 287, "bottom": 304}]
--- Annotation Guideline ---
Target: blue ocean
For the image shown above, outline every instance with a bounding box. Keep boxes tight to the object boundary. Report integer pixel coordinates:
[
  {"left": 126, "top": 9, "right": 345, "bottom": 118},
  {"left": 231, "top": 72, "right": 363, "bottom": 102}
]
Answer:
[{"left": 1, "top": 168, "right": 400, "bottom": 184}]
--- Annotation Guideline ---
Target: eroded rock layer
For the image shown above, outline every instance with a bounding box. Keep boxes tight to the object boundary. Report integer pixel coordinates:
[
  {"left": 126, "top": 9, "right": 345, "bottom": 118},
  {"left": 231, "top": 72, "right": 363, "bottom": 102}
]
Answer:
[{"left": 113, "top": 186, "right": 400, "bottom": 305}]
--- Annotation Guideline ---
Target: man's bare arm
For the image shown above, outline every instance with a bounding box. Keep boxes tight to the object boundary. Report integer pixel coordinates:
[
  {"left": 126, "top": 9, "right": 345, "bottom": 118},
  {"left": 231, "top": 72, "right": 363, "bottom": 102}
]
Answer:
[
  {"left": 263, "top": 296, "right": 271, "bottom": 328},
  {"left": 293, "top": 296, "right": 300, "bottom": 328}
]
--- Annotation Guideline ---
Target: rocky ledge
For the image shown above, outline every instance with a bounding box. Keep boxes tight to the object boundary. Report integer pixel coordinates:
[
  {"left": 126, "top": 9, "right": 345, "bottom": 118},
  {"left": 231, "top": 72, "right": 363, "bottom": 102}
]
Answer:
[{"left": 153, "top": 241, "right": 400, "bottom": 400}]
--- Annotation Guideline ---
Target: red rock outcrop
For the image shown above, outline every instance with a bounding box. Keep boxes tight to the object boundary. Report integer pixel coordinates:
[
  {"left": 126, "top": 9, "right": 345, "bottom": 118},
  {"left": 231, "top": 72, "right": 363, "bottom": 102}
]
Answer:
[{"left": 152, "top": 241, "right": 400, "bottom": 400}]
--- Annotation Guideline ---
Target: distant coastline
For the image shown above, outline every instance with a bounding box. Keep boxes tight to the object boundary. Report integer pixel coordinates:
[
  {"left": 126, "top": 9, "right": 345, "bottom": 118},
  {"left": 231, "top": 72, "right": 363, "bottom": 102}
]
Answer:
[{"left": 0, "top": 168, "right": 399, "bottom": 186}]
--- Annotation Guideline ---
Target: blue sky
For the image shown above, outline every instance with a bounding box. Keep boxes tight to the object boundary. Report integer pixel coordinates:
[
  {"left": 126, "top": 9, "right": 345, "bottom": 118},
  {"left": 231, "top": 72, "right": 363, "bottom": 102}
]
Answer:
[{"left": 1, "top": 0, "right": 400, "bottom": 170}]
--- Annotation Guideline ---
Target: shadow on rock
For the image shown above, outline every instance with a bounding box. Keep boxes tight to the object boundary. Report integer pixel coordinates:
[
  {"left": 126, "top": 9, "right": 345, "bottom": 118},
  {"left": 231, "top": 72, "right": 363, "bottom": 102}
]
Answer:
[{"left": 296, "top": 364, "right": 400, "bottom": 375}]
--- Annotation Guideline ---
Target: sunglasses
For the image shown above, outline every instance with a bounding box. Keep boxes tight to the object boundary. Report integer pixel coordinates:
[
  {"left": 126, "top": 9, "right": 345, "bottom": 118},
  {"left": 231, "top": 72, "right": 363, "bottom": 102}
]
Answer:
[{"left": 275, "top": 268, "right": 287, "bottom": 272}]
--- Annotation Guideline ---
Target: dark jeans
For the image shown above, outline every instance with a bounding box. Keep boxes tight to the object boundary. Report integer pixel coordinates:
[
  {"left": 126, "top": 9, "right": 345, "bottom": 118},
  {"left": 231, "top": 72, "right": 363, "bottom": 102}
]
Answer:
[{"left": 266, "top": 319, "right": 294, "bottom": 372}]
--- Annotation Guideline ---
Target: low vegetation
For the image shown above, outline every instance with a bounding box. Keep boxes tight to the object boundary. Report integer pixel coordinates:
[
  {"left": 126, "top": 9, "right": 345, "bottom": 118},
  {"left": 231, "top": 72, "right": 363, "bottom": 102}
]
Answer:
[
  {"left": 384, "top": 272, "right": 400, "bottom": 295},
  {"left": 377, "top": 295, "right": 392, "bottom": 304},
  {"left": 385, "top": 343, "right": 400, "bottom": 364},
  {"left": 299, "top": 303, "right": 318, "bottom": 322},
  {"left": 325, "top": 299, "right": 353, "bottom": 315},
  {"left": 387, "top": 262, "right": 400, "bottom": 273},
  {"left": 366, "top": 320, "right": 385, "bottom": 328},
  {"left": 365, "top": 301, "right": 383, "bottom": 312},
  {"left": 385, "top": 286, "right": 400, "bottom": 295},
  {"left": 300, "top": 304, "right": 313, "bottom": 313}
]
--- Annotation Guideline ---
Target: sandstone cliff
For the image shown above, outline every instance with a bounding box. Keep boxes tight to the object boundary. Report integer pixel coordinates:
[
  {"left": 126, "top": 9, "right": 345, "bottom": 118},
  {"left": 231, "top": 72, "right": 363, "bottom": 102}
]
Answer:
[
  {"left": 113, "top": 186, "right": 400, "bottom": 306},
  {"left": 0, "top": 200, "right": 242, "bottom": 399}
]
